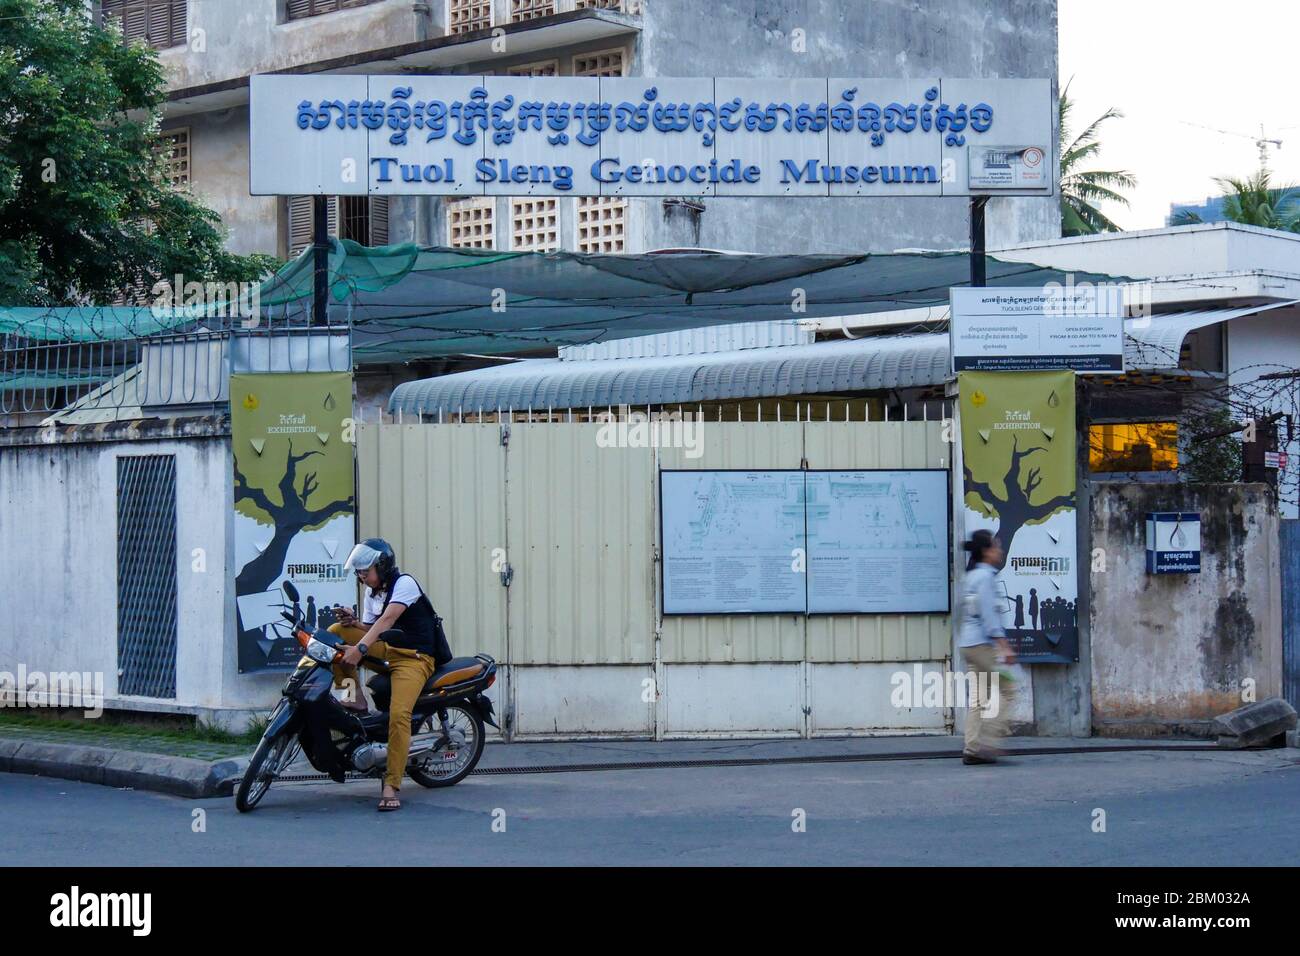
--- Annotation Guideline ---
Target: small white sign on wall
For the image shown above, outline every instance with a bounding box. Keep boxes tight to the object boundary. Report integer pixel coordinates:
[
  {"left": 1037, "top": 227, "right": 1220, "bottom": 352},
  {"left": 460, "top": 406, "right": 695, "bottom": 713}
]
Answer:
[{"left": 1145, "top": 512, "right": 1201, "bottom": 574}]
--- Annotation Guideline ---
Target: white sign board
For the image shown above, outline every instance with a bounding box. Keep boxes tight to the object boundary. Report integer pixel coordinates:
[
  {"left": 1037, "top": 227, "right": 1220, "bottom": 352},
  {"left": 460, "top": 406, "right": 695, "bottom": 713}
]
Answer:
[
  {"left": 805, "top": 470, "right": 950, "bottom": 613},
  {"left": 660, "top": 469, "right": 950, "bottom": 615},
  {"left": 950, "top": 286, "right": 1126, "bottom": 373},
  {"left": 249, "top": 75, "right": 1054, "bottom": 198},
  {"left": 1146, "top": 512, "right": 1201, "bottom": 574},
  {"left": 968, "top": 145, "right": 1050, "bottom": 190}
]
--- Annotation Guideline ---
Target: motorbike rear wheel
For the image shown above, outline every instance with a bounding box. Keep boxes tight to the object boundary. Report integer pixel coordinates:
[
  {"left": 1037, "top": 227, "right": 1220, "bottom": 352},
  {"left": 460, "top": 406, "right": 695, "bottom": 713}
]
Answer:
[
  {"left": 235, "top": 732, "right": 295, "bottom": 812},
  {"left": 407, "top": 703, "right": 485, "bottom": 788}
]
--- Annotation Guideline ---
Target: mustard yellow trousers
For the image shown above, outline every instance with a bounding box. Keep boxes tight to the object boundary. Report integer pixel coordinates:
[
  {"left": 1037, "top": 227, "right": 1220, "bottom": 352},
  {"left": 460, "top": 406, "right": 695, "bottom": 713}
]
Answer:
[{"left": 329, "top": 623, "right": 438, "bottom": 789}]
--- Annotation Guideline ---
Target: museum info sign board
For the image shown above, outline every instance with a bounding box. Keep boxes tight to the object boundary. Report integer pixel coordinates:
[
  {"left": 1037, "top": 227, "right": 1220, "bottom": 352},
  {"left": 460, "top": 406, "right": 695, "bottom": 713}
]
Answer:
[
  {"left": 250, "top": 76, "right": 1053, "bottom": 198},
  {"left": 660, "top": 469, "right": 951, "bottom": 616},
  {"left": 950, "top": 286, "right": 1126, "bottom": 373}
]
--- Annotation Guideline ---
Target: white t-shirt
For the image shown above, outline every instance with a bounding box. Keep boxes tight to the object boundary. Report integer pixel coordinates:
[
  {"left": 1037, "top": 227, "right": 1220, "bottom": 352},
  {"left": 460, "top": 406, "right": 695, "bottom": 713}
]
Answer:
[{"left": 361, "top": 574, "right": 422, "bottom": 625}]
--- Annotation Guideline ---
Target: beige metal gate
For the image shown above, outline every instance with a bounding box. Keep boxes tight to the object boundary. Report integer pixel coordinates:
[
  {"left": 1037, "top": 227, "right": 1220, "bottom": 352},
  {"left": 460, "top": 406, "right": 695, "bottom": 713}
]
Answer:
[{"left": 357, "top": 415, "right": 953, "bottom": 739}]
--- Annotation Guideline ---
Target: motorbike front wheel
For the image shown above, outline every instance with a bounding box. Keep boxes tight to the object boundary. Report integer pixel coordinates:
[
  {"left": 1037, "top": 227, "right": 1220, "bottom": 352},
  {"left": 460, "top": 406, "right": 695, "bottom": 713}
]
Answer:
[
  {"left": 235, "top": 731, "right": 295, "bottom": 812},
  {"left": 407, "top": 703, "right": 485, "bottom": 788}
]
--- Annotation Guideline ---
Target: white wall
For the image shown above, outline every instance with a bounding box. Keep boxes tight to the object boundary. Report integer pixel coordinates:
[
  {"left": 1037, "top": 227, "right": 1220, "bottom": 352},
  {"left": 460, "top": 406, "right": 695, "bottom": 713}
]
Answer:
[
  {"left": 1228, "top": 306, "right": 1300, "bottom": 519},
  {"left": 996, "top": 222, "right": 1300, "bottom": 280},
  {"left": 0, "top": 436, "right": 283, "bottom": 716}
]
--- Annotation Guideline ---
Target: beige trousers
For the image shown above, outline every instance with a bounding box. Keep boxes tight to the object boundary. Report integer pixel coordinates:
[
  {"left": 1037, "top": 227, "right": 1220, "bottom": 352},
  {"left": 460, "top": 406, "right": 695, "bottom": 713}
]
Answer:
[{"left": 960, "top": 643, "right": 1012, "bottom": 755}]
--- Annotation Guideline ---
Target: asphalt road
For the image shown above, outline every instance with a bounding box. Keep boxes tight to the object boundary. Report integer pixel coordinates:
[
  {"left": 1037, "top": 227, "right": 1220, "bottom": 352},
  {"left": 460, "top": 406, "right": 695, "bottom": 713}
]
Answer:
[{"left": 3, "top": 747, "right": 1298, "bottom": 865}]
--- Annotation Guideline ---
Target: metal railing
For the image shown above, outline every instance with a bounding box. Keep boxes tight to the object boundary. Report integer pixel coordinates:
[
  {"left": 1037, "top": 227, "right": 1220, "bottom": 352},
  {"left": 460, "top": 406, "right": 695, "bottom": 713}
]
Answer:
[{"left": 1, "top": 309, "right": 352, "bottom": 423}]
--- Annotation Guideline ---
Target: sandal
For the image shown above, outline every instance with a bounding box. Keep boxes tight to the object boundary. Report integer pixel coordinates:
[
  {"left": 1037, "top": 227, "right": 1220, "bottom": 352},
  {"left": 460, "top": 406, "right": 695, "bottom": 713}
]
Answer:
[{"left": 377, "top": 795, "right": 402, "bottom": 812}]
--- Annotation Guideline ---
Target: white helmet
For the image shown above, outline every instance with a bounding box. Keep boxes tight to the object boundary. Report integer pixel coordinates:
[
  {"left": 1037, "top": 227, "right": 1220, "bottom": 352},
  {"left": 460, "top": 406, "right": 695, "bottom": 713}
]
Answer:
[{"left": 344, "top": 538, "right": 396, "bottom": 579}]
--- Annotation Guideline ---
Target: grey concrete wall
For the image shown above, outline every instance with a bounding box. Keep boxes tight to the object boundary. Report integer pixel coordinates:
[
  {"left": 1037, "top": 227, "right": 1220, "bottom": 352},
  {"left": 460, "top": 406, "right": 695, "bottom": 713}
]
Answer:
[
  {"left": 1089, "top": 482, "right": 1283, "bottom": 737},
  {"left": 168, "top": 107, "right": 279, "bottom": 257},
  {"left": 635, "top": 0, "right": 1060, "bottom": 253},
  {"left": 158, "top": 0, "right": 427, "bottom": 91},
  {"left": 170, "top": 0, "right": 1059, "bottom": 258}
]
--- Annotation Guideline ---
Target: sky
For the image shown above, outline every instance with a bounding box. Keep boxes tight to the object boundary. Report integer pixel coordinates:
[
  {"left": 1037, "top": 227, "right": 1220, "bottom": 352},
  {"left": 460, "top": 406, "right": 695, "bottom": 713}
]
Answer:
[{"left": 1058, "top": 0, "right": 1300, "bottom": 229}]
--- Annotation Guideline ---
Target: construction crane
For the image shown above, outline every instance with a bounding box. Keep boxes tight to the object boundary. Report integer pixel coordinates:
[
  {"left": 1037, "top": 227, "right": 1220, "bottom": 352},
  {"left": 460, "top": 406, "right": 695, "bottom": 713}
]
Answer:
[{"left": 1178, "top": 120, "right": 1287, "bottom": 173}]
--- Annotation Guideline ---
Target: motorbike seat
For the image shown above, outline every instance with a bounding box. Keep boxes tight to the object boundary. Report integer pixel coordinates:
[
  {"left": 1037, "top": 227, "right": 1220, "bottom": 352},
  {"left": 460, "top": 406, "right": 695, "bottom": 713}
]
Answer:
[
  {"left": 366, "top": 657, "right": 485, "bottom": 708},
  {"left": 430, "top": 656, "right": 486, "bottom": 688}
]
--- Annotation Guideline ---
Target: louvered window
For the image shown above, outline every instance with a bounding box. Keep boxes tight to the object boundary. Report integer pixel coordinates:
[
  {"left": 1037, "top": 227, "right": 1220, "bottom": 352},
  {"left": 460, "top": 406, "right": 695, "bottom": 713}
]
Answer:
[
  {"left": 576, "top": 197, "right": 626, "bottom": 253},
  {"left": 447, "top": 0, "right": 492, "bottom": 34},
  {"left": 511, "top": 199, "right": 559, "bottom": 252},
  {"left": 575, "top": 0, "right": 627, "bottom": 9},
  {"left": 287, "top": 196, "right": 389, "bottom": 258},
  {"left": 573, "top": 48, "right": 627, "bottom": 77},
  {"left": 155, "top": 128, "right": 190, "bottom": 190},
  {"left": 286, "top": 0, "right": 380, "bottom": 20},
  {"left": 100, "top": 0, "right": 187, "bottom": 50},
  {"left": 510, "top": 0, "right": 554, "bottom": 21},
  {"left": 447, "top": 198, "right": 495, "bottom": 248},
  {"left": 507, "top": 60, "right": 559, "bottom": 77}
]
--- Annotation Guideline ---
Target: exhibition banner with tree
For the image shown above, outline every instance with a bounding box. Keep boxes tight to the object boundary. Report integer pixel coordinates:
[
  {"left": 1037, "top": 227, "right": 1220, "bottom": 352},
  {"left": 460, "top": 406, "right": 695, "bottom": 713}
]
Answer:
[
  {"left": 231, "top": 372, "right": 356, "bottom": 671},
  {"left": 959, "top": 370, "right": 1079, "bottom": 663}
]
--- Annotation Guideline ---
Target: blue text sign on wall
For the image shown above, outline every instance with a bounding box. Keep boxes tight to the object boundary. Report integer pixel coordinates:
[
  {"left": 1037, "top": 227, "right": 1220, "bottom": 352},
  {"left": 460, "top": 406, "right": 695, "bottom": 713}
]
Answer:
[
  {"left": 249, "top": 75, "right": 1054, "bottom": 198},
  {"left": 1146, "top": 512, "right": 1201, "bottom": 574}
]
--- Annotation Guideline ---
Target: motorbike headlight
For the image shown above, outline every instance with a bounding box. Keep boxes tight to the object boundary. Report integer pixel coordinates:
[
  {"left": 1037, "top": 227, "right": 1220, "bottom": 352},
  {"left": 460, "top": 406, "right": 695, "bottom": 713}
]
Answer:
[{"left": 305, "top": 638, "right": 338, "bottom": 664}]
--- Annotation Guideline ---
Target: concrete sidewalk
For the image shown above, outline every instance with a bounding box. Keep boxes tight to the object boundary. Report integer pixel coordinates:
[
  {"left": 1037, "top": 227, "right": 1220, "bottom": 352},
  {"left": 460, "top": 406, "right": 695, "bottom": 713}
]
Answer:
[{"left": 0, "top": 724, "right": 1229, "bottom": 799}]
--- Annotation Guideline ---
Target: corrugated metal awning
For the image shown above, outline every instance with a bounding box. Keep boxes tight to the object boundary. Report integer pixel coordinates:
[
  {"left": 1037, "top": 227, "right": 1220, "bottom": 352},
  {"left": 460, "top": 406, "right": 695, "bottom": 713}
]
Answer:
[
  {"left": 390, "top": 332, "right": 950, "bottom": 415},
  {"left": 1125, "top": 301, "right": 1300, "bottom": 369}
]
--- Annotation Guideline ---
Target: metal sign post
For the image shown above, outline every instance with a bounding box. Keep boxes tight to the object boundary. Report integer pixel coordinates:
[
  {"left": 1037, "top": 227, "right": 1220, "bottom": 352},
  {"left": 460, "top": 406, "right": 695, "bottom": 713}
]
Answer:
[
  {"left": 312, "top": 194, "right": 328, "bottom": 327},
  {"left": 969, "top": 195, "right": 989, "bottom": 288}
]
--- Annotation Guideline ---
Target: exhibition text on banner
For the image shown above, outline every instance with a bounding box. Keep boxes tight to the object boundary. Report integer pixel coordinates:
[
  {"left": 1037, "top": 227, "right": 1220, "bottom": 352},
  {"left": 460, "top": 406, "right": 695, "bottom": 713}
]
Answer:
[
  {"left": 959, "top": 371, "right": 1078, "bottom": 663},
  {"left": 231, "top": 372, "right": 356, "bottom": 672}
]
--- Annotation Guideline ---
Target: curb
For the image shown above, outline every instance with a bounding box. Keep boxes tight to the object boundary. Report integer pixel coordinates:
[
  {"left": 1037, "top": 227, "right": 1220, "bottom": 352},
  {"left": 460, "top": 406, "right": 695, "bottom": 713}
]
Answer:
[
  {"left": 2, "top": 734, "right": 1292, "bottom": 798},
  {"left": 0, "top": 738, "right": 246, "bottom": 799}
]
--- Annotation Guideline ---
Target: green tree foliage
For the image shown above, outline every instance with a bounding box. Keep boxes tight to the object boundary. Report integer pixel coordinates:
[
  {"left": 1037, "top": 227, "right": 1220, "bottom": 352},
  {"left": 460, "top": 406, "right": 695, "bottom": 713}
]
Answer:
[
  {"left": 0, "top": 0, "right": 278, "bottom": 306},
  {"left": 1170, "top": 170, "right": 1300, "bottom": 233},
  {"left": 1180, "top": 405, "right": 1243, "bottom": 484},
  {"left": 1059, "top": 82, "right": 1137, "bottom": 236}
]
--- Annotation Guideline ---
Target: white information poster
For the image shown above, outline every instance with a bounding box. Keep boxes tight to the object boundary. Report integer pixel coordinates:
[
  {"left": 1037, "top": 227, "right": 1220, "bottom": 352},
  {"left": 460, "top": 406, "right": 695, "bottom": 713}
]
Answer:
[
  {"left": 950, "top": 286, "right": 1125, "bottom": 373},
  {"left": 660, "top": 469, "right": 950, "bottom": 615},
  {"left": 660, "top": 471, "right": 806, "bottom": 614},
  {"left": 805, "top": 470, "right": 950, "bottom": 613}
]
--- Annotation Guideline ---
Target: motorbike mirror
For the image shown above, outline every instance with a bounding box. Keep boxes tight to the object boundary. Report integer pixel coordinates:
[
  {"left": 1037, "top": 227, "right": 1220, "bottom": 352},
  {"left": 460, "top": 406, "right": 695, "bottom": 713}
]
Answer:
[{"left": 282, "top": 580, "right": 300, "bottom": 603}]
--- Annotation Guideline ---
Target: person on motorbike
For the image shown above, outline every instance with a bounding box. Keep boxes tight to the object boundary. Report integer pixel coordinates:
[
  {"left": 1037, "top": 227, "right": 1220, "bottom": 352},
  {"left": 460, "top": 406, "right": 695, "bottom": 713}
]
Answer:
[{"left": 331, "top": 538, "right": 452, "bottom": 812}]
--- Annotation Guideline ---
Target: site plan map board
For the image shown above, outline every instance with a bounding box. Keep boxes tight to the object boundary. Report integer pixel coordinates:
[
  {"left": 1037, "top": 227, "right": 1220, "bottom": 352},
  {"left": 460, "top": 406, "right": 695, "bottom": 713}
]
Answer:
[
  {"left": 250, "top": 76, "right": 1054, "bottom": 198},
  {"left": 660, "top": 469, "right": 950, "bottom": 615},
  {"left": 950, "top": 286, "right": 1125, "bottom": 373}
]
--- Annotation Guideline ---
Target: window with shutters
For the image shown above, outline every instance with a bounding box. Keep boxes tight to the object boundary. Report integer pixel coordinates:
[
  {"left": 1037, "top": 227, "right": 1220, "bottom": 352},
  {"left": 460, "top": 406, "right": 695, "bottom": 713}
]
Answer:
[
  {"left": 573, "top": 47, "right": 627, "bottom": 77},
  {"left": 447, "top": 0, "right": 492, "bottom": 34},
  {"left": 155, "top": 128, "right": 190, "bottom": 190},
  {"left": 447, "top": 198, "right": 495, "bottom": 248},
  {"left": 285, "top": 0, "right": 381, "bottom": 20},
  {"left": 286, "top": 196, "right": 389, "bottom": 258},
  {"left": 507, "top": 59, "right": 560, "bottom": 77},
  {"left": 511, "top": 199, "right": 559, "bottom": 252},
  {"left": 575, "top": 0, "right": 627, "bottom": 10},
  {"left": 509, "top": 0, "right": 554, "bottom": 21},
  {"left": 100, "top": 0, "right": 188, "bottom": 50},
  {"left": 575, "top": 197, "right": 625, "bottom": 253}
]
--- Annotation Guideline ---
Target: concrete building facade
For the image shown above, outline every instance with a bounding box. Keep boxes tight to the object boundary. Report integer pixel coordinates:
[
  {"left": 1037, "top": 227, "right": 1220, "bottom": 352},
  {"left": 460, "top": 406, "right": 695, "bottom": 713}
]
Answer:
[{"left": 100, "top": 0, "right": 1060, "bottom": 261}]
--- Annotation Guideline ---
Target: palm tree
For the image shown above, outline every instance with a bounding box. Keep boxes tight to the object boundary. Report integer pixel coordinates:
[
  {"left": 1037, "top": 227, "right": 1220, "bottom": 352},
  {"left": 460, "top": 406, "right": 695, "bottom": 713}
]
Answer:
[
  {"left": 1059, "top": 82, "right": 1137, "bottom": 236},
  {"left": 1170, "top": 170, "right": 1300, "bottom": 232}
]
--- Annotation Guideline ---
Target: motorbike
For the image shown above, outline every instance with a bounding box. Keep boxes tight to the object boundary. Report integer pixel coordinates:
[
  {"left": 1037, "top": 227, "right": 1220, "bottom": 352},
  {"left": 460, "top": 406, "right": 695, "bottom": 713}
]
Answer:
[{"left": 235, "top": 580, "right": 498, "bottom": 812}]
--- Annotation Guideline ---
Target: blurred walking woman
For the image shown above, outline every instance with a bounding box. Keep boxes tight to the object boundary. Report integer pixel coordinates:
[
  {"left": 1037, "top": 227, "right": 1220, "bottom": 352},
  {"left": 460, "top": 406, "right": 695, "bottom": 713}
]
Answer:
[{"left": 958, "top": 530, "right": 1016, "bottom": 765}]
